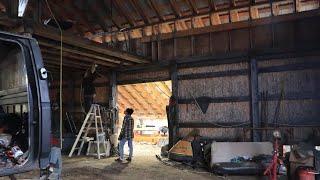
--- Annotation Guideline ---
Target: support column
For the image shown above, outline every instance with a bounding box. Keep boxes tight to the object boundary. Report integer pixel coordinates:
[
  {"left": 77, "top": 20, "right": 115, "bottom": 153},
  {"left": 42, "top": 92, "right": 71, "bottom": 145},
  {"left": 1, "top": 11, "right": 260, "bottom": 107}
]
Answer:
[
  {"left": 170, "top": 62, "right": 179, "bottom": 145},
  {"left": 109, "top": 71, "right": 117, "bottom": 108},
  {"left": 250, "top": 59, "right": 261, "bottom": 141}
]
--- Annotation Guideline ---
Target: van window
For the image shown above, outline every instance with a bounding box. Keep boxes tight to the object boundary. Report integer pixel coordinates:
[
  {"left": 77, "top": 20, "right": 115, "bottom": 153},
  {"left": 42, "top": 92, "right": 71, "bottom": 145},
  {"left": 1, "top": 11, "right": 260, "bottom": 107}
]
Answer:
[{"left": 0, "top": 40, "right": 29, "bottom": 168}]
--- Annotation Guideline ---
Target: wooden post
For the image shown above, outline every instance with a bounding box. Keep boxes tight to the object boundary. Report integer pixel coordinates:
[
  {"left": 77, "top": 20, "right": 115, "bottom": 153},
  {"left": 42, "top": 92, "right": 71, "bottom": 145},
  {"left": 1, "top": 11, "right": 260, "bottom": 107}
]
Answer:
[
  {"left": 151, "top": 41, "right": 157, "bottom": 62},
  {"left": 157, "top": 39, "right": 161, "bottom": 61},
  {"left": 170, "top": 61, "right": 179, "bottom": 144},
  {"left": 109, "top": 71, "right": 117, "bottom": 108},
  {"left": 250, "top": 59, "right": 261, "bottom": 141}
]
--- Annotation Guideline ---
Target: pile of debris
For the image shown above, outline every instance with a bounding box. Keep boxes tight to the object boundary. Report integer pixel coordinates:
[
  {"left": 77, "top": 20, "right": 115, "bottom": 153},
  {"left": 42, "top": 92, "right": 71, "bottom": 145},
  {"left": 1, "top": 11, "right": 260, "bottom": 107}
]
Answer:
[{"left": 159, "top": 129, "right": 320, "bottom": 179}]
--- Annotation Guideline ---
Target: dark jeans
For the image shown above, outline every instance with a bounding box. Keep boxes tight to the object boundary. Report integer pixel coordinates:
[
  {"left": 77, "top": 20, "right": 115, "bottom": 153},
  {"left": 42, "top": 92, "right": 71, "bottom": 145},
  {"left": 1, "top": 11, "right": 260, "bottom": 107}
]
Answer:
[{"left": 84, "top": 95, "right": 93, "bottom": 113}]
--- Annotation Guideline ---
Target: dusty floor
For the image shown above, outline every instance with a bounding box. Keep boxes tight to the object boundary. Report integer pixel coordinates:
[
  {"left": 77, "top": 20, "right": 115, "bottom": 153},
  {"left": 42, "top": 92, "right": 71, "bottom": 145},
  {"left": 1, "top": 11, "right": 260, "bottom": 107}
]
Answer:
[{"left": 2, "top": 144, "right": 265, "bottom": 180}]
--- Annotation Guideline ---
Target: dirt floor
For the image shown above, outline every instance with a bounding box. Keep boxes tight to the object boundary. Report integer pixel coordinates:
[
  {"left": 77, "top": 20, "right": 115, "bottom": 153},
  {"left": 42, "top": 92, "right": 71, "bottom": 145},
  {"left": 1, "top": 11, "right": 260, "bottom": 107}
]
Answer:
[{"left": 1, "top": 144, "right": 265, "bottom": 180}]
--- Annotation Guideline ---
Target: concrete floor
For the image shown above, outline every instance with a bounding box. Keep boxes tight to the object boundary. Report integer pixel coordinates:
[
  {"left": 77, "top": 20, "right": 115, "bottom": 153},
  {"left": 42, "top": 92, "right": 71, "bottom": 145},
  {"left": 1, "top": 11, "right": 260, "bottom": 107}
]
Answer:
[{"left": 1, "top": 144, "right": 264, "bottom": 180}]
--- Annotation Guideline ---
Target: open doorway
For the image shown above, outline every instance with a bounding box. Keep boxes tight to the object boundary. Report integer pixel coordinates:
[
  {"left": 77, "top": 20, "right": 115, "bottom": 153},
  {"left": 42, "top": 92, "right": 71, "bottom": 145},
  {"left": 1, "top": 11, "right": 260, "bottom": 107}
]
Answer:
[{"left": 116, "top": 81, "right": 172, "bottom": 156}]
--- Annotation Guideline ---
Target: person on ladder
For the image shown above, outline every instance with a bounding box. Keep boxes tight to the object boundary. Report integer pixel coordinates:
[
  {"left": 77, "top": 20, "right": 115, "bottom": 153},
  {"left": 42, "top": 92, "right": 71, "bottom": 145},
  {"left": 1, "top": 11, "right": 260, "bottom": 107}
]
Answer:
[
  {"left": 115, "top": 108, "right": 134, "bottom": 163},
  {"left": 83, "top": 64, "right": 99, "bottom": 113}
]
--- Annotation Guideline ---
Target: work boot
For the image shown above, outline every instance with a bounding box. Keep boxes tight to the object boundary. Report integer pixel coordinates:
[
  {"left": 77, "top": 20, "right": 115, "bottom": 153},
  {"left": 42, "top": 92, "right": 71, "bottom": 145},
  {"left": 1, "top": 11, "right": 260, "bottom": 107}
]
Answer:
[
  {"left": 115, "top": 158, "right": 123, "bottom": 162},
  {"left": 126, "top": 157, "right": 132, "bottom": 162}
]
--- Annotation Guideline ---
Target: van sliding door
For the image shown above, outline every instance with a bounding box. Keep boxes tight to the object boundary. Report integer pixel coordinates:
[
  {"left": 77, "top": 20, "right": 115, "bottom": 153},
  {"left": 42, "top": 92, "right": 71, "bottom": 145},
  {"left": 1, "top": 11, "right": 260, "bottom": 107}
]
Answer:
[{"left": 0, "top": 33, "right": 50, "bottom": 176}]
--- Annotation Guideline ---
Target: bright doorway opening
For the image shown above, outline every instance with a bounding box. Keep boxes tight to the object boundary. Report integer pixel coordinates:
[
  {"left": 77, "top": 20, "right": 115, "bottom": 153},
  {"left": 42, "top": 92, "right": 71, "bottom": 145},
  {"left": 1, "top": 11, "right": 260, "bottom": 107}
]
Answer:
[{"left": 116, "top": 81, "right": 172, "bottom": 156}]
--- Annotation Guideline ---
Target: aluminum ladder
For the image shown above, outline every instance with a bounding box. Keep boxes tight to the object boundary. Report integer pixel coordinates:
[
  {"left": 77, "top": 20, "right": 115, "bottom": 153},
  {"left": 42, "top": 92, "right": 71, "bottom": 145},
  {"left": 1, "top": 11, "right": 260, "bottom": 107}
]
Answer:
[{"left": 68, "top": 104, "right": 108, "bottom": 159}]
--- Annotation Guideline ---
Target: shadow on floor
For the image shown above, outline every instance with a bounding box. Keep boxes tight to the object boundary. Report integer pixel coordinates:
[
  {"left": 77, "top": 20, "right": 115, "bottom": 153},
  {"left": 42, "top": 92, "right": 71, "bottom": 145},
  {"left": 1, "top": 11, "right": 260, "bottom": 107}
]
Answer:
[{"left": 103, "top": 161, "right": 130, "bottom": 174}]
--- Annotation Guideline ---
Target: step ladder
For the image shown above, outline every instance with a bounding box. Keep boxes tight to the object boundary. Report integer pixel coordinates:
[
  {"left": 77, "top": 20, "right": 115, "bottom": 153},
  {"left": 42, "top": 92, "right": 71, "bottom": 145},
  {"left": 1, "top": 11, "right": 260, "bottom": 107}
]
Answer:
[{"left": 68, "top": 104, "right": 108, "bottom": 159}]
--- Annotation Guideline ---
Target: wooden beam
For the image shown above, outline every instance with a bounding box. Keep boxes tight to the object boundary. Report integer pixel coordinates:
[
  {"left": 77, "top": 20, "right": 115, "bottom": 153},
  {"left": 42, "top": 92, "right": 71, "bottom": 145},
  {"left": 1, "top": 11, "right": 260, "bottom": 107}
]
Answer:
[
  {"left": 140, "top": 9, "right": 320, "bottom": 42},
  {"left": 104, "top": 0, "right": 289, "bottom": 35},
  {"left": 32, "top": 24, "right": 150, "bottom": 64},
  {"left": 169, "top": 0, "right": 182, "bottom": 17},
  {"left": 38, "top": 40, "right": 126, "bottom": 66},
  {"left": 113, "top": 0, "right": 135, "bottom": 26},
  {"left": 40, "top": 48, "right": 113, "bottom": 68},
  {"left": 43, "top": 55, "right": 90, "bottom": 68},
  {"left": 148, "top": 0, "right": 165, "bottom": 21}
]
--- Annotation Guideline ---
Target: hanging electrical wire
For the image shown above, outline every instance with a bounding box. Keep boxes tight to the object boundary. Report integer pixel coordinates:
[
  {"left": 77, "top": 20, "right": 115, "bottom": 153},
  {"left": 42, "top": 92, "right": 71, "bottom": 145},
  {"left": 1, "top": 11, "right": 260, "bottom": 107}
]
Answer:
[{"left": 44, "top": 0, "right": 63, "bottom": 149}]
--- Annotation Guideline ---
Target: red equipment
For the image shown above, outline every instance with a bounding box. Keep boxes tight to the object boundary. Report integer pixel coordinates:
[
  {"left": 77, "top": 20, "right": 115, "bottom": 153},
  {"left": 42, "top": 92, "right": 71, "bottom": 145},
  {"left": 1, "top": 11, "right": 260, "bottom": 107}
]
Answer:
[{"left": 264, "top": 131, "right": 281, "bottom": 180}]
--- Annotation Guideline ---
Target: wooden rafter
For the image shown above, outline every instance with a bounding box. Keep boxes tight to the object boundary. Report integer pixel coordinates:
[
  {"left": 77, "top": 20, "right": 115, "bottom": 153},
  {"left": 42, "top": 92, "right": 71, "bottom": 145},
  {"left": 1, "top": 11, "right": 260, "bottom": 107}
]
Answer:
[
  {"left": 49, "top": 1, "right": 83, "bottom": 34},
  {"left": 87, "top": 1, "right": 109, "bottom": 32},
  {"left": 38, "top": 40, "right": 128, "bottom": 66},
  {"left": 113, "top": 0, "right": 135, "bottom": 26},
  {"left": 33, "top": 24, "right": 149, "bottom": 64},
  {"left": 169, "top": 0, "right": 182, "bottom": 17},
  {"left": 208, "top": 0, "right": 217, "bottom": 11},
  {"left": 43, "top": 55, "right": 90, "bottom": 68},
  {"left": 129, "top": 0, "right": 151, "bottom": 24},
  {"left": 40, "top": 48, "right": 113, "bottom": 68},
  {"left": 148, "top": 0, "right": 165, "bottom": 21},
  {"left": 118, "top": 87, "right": 148, "bottom": 112},
  {"left": 100, "top": 0, "right": 121, "bottom": 29},
  {"left": 143, "top": 84, "right": 168, "bottom": 105},
  {"left": 131, "top": 85, "right": 163, "bottom": 114},
  {"left": 63, "top": 0, "right": 96, "bottom": 33},
  {"left": 155, "top": 82, "right": 172, "bottom": 96},
  {"left": 117, "top": 92, "right": 139, "bottom": 111},
  {"left": 185, "top": 0, "right": 198, "bottom": 14}
]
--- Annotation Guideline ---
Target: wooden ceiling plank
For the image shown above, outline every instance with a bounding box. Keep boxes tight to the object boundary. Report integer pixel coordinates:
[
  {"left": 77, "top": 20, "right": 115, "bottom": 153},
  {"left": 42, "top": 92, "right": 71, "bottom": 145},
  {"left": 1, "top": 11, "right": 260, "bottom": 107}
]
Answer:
[
  {"left": 148, "top": 0, "right": 165, "bottom": 21},
  {"left": 40, "top": 48, "right": 112, "bottom": 68},
  {"left": 169, "top": 0, "right": 182, "bottom": 17},
  {"left": 131, "top": 85, "right": 164, "bottom": 114},
  {"left": 155, "top": 82, "right": 172, "bottom": 96},
  {"left": 37, "top": 40, "right": 127, "bottom": 67},
  {"left": 129, "top": 0, "right": 151, "bottom": 24},
  {"left": 64, "top": 0, "right": 96, "bottom": 33},
  {"left": 125, "top": 85, "right": 161, "bottom": 115},
  {"left": 146, "top": 83, "right": 170, "bottom": 105},
  {"left": 100, "top": 0, "right": 121, "bottom": 29},
  {"left": 118, "top": 87, "right": 148, "bottom": 112},
  {"left": 87, "top": 1, "right": 109, "bottom": 32},
  {"left": 32, "top": 24, "right": 149, "bottom": 64},
  {"left": 117, "top": 92, "right": 141, "bottom": 111},
  {"left": 113, "top": 0, "right": 135, "bottom": 26},
  {"left": 185, "top": 0, "right": 198, "bottom": 14},
  {"left": 43, "top": 56, "right": 90, "bottom": 68}
]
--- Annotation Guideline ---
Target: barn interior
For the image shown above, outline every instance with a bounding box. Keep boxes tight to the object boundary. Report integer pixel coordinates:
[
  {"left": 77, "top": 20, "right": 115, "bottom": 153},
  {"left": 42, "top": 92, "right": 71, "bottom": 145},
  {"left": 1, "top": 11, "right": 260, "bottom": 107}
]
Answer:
[{"left": 0, "top": 0, "right": 319, "bottom": 179}]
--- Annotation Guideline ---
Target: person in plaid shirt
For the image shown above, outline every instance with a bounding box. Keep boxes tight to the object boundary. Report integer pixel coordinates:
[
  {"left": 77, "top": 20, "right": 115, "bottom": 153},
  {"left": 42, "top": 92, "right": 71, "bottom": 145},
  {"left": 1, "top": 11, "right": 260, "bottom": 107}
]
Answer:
[{"left": 116, "top": 108, "right": 134, "bottom": 162}]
